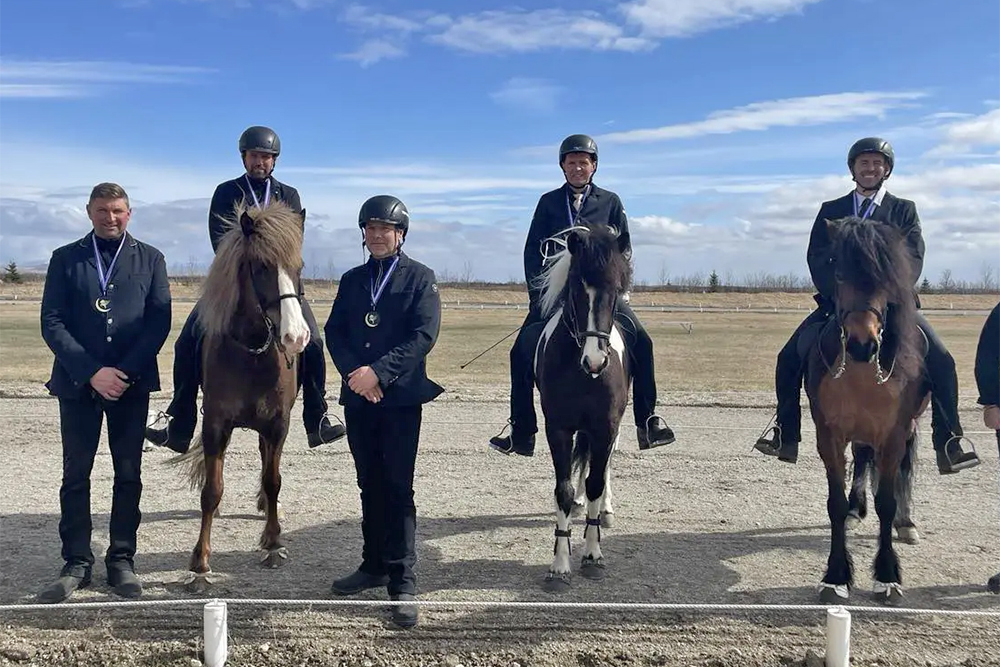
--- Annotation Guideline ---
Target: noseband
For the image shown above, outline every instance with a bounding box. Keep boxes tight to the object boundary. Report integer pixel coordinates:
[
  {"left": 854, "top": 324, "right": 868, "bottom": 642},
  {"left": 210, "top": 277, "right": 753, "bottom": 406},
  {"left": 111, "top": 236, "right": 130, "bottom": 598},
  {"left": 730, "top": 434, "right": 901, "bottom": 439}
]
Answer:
[
  {"left": 825, "top": 303, "right": 895, "bottom": 384},
  {"left": 231, "top": 281, "right": 300, "bottom": 370}
]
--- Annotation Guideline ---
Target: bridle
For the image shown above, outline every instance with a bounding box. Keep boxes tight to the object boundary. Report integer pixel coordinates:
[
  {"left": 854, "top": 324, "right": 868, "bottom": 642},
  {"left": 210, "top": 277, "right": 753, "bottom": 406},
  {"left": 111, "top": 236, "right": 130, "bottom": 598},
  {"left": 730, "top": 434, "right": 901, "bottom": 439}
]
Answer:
[
  {"left": 824, "top": 302, "right": 895, "bottom": 385},
  {"left": 228, "top": 265, "right": 300, "bottom": 370}
]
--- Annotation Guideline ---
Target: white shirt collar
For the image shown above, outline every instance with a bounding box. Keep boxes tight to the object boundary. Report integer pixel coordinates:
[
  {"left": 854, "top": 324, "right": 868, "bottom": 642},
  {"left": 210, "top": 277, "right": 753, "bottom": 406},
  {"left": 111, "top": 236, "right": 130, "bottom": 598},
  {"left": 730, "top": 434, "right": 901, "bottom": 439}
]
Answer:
[{"left": 854, "top": 183, "right": 887, "bottom": 207}]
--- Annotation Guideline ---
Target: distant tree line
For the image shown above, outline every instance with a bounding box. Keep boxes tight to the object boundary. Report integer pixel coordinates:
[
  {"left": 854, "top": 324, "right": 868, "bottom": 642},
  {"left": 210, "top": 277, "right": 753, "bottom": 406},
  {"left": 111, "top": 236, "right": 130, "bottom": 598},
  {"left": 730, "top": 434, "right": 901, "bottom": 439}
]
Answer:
[{"left": 3, "top": 259, "right": 998, "bottom": 295}]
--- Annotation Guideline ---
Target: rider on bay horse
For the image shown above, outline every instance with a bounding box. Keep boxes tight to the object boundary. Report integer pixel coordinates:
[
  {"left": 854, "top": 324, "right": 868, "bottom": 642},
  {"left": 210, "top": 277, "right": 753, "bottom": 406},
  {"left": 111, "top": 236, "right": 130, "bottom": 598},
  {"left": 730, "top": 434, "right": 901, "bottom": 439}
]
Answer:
[
  {"left": 145, "top": 125, "right": 346, "bottom": 453},
  {"left": 488, "top": 133, "right": 676, "bottom": 457},
  {"left": 754, "top": 136, "right": 980, "bottom": 475}
]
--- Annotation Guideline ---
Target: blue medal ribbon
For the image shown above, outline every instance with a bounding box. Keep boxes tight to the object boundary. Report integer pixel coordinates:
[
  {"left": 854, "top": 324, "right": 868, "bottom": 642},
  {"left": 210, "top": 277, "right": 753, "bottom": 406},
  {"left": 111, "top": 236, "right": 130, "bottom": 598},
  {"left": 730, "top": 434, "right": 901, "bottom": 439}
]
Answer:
[
  {"left": 369, "top": 255, "right": 401, "bottom": 313},
  {"left": 92, "top": 233, "right": 126, "bottom": 299},
  {"left": 565, "top": 184, "right": 592, "bottom": 227},
  {"left": 244, "top": 175, "right": 271, "bottom": 209}
]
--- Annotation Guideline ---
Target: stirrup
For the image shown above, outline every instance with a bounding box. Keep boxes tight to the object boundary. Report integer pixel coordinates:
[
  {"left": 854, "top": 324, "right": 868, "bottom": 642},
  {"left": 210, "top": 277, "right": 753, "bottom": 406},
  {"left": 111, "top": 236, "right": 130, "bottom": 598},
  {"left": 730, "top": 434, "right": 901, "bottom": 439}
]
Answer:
[
  {"left": 943, "top": 434, "right": 981, "bottom": 470},
  {"left": 753, "top": 416, "right": 782, "bottom": 456},
  {"left": 148, "top": 410, "right": 172, "bottom": 430}
]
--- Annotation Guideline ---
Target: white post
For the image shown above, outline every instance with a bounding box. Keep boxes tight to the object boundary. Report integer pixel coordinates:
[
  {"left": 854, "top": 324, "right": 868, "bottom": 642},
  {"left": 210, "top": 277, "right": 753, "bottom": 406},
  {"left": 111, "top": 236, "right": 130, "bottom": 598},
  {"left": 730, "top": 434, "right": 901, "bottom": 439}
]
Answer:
[
  {"left": 825, "top": 605, "right": 851, "bottom": 667},
  {"left": 204, "top": 598, "right": 228, "bottom": 667}
]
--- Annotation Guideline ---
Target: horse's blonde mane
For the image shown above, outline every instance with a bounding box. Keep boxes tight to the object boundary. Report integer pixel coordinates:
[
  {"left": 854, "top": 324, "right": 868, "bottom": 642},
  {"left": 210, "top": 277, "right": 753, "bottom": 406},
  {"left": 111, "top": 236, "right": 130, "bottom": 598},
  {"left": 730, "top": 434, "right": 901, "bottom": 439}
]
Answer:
[
  {"left": 535, "top": 249, "right": 571, "bottom": 318},
  {"left": 199, "top": 199, "right": 304, "bottom": 339}
]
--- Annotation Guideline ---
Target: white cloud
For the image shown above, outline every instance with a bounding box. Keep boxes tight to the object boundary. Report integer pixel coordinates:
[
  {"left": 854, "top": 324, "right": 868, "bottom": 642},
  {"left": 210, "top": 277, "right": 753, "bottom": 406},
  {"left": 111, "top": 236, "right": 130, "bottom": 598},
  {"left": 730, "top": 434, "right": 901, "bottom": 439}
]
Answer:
[
  {"left": 428, "top": 9, "right": 654, "bottom": 54},
  {"left": 341, "top": 4, "right": 427, "bottom": 32},
  {"left": 924, "top": 108, "right": 1000, "bottom": 157},
  {"left": 620, "top": 0, "right": 822, "bottom": 37},
  {"left": 596, "top": 91, "right": 927, "bottom": 144},
  {"left": 337, "top": 39, "right": 408, "bottom": 67},
  {"left": 490, "top": 77, "right": 563, "bottom": 114},
  {"left": 0, "top": 59, "right": 214, "bottom": 98}
]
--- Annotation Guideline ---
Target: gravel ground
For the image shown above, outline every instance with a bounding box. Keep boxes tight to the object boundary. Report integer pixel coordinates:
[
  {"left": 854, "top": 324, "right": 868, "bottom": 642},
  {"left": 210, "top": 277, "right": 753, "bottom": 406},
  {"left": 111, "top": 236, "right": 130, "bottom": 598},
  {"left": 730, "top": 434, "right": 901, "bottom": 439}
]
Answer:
[{"left": 1, "top": 394, "right": 998, "bottom": 666}]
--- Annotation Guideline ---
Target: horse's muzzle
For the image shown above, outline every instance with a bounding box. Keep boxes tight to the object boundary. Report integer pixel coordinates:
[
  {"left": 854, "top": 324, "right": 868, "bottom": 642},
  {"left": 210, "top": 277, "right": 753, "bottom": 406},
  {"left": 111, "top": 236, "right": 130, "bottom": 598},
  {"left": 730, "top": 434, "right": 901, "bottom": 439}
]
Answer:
[
  {"left": 581, "top": 353, "right": 609, "bottom": 377},
  {"left": 846, "top": 337, "right": 876, "bottom": 363}
]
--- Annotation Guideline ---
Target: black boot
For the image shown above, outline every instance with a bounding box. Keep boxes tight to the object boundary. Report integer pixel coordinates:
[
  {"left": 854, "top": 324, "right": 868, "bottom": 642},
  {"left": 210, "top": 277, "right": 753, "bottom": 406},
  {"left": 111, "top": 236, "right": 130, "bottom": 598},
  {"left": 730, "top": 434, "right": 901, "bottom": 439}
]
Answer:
[
  {"left": 390, "top": 593, "right": 419, "bottom": 628},
  {"left": 488, "top": 421, "right": 535, "bottom": 457},
  {"left": 144, "top": 411, "right": 193, "bottom": 454},
  {"left": 935, "top": 435, "right": 980, "bottom": 474},
  {"left": 108, "top": 567, "right": 142, "bottom": 599},
  {"left": 37, "top": 565, "right": 91, "bottom": 604},
  {"left": 307, "top": 415, "right": 347, "bottom": 448},
  {"left": 331, "top": 569, "right": 389, "bottom": 595},
  {"left": 637, "top": 415, "right": 675, "bottom": 450},
  {"left": 754, "top": 423, "right": 799, "bottom": 463}
]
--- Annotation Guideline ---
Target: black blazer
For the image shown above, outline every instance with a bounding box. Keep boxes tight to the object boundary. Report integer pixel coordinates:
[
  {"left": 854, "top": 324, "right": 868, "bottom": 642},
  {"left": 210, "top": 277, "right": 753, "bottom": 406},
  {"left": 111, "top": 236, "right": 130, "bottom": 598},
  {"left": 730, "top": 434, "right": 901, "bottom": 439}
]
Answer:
[
  {"left": 208, "top": 175, "right": 303, "bottom": 253},
  {"left": 523, "top": 183, "right": 632, "bottom": 309},
  {"left": 41, "top": 231, "right": 172, "bottom": 398},
  {"left": 806, "top": 191, "right": 925, "bottom": 306},
  {"left": 325, "top": 252, "right": 443, "bottom": 408},
  {"left": 975, "top": 302, "right": 1000, "bottom": 407}
]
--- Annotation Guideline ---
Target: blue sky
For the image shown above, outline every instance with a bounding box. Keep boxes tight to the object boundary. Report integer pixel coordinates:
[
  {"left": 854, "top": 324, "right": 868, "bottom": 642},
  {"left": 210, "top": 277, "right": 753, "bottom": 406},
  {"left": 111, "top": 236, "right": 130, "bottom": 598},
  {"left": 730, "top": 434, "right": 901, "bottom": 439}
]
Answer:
[{"left": 1, "top": 0, "right": 998, "bottom": 285}]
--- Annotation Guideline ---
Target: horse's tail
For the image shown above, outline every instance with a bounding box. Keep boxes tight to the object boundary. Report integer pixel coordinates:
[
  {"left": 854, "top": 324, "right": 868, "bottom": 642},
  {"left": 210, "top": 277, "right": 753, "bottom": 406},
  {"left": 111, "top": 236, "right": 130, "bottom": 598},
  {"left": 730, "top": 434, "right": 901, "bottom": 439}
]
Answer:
[{"left": 162, "top": 435, "right": 207, "bottom": 492}]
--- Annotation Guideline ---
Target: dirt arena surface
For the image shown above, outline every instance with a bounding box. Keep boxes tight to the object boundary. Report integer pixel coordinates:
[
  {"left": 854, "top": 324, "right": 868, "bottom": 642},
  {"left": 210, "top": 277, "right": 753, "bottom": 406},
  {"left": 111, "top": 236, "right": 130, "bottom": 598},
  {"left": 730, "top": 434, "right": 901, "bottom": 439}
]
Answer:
[{"left": 1, "top": 393, "right": 998, "bottom": 666}]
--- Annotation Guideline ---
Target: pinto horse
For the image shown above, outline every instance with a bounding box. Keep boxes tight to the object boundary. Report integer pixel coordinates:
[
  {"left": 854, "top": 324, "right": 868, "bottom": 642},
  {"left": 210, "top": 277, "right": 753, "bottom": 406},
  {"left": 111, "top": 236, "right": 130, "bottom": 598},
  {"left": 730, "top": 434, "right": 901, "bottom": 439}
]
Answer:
[
  {"left": 532, "top": 222, "right": 632, "bottom": 592},
  {"left": 804, "top": 215, "right": 929, "bottom": 605},
  {"left": 170, "top": 200, "right": 310, "bottom": 582}
]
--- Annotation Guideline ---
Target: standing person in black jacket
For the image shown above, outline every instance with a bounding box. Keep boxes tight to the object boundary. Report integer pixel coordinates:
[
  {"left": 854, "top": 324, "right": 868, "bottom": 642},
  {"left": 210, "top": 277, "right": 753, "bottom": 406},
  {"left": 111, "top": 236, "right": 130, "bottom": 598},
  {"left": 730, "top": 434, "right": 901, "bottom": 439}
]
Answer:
[
  {"left": 145, "top": 125, "right": 345, "bottom": 453},
  {"left": 324, "top": 195, "right": 443, "bottom": 629},
  {"left": 754, "top": 137, "right": 980, "bottom": 474},
  {"left": 489, "top": 133, "right": 675, "bottom": 457},
  {"left": 975, "top": 302, "right": 999, "bottom": 443},
  {"left": 37, "top": 182, "right": 172, "bottom": 603}
]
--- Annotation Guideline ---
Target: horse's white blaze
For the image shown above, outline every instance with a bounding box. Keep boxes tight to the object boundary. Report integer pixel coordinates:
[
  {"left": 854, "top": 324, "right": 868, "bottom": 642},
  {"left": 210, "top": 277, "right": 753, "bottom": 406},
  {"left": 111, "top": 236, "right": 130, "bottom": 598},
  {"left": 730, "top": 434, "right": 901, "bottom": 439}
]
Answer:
[
  {"left": 278, "top": 268, "right": 310, "bottom": 354},
  {"left": 581, "top": 286, "right": 607, "bottom": 373}
]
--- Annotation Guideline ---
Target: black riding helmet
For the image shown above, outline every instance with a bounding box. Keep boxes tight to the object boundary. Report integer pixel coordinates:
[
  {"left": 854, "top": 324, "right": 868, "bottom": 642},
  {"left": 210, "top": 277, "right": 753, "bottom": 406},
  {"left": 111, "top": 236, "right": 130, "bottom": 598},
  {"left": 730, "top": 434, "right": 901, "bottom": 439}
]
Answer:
[
  {"left": 559, "top": 134, "right": 598, "bottom": 164},
  {"left": 358, "top": 195, "right": 409, "bottom": 238},
  {"left": 848, "top": 137, "right": 894, "bottom": 176},
  {"left": 239, "top": 126, "right": 281, "bottom": 156}
]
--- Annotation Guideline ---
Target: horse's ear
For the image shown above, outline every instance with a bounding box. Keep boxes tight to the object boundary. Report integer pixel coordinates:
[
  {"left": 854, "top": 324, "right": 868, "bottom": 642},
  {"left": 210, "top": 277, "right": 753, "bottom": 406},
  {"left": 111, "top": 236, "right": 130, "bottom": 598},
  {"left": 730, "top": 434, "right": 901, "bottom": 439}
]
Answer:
[
  {"left": 567, "top": 230, "right": 583, "bottom": 255},
  {"left": 240, "top": 210, "right": 255, "bottom": 237}
]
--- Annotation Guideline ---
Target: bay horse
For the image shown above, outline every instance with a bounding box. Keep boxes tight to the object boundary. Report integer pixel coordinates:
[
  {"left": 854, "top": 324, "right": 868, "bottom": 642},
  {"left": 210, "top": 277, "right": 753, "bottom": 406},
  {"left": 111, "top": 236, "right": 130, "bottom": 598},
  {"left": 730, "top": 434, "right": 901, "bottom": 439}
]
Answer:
[
  {"left": 804, "top": 215, "right": 929, "bottom": 605},
  {"left": 846, "top": 436, "right": 919, "bottom": 545},
  {"left": 532, "top": 222, "right": 632, "bottom": 592},
  {"left": 169, "top": 200, "right": 310, "bottom": 582}
]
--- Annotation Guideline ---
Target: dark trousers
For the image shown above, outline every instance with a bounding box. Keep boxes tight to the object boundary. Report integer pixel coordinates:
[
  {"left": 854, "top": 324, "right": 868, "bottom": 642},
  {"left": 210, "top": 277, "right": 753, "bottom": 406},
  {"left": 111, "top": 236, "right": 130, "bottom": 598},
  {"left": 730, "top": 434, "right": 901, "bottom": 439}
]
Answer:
[
  {"left": 508, "top": 301, "right": 659, "bottom": 435},
  {"left": 774, "top": 308, "right": 963, "bottom": 449},
  {"left": 57, "top": 389, "right": 149, "bottom": 576},
  {"left": 344, "top": 403, "right": 421, "bottom": 596},
  {"left": 167, "top": 297, "right": 330, "bottom": 435}
]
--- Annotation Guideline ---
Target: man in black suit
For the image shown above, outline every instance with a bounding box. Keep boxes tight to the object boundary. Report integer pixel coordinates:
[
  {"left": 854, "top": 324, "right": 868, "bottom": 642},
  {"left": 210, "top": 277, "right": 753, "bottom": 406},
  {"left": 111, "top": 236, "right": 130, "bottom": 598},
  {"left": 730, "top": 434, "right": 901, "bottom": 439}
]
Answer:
[
  {"left": 38, "top": 182, "right": 172, "bottom": 603},
  {"left": 324, "top": 195, "right": 443, "bottom": 628},
  {"left": 145, "top": 125, "right": 345, "bottom": 453},
  {"left": 754, "top": 137, "right": 980, "bottom": 474},
  {"left": 488, "top": 133, "right": 675, "bottom": 457}
]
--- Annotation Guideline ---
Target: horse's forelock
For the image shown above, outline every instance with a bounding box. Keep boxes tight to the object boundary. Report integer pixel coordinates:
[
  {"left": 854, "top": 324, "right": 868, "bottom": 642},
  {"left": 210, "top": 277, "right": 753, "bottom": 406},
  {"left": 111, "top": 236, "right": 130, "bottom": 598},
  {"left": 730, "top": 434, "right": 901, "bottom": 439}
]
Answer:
[
  {"left": 198, "top": 200, "right": 304, "bottom": 338},
  {"left": 536, "top": 224, "right": 631, "bottom": 317}
]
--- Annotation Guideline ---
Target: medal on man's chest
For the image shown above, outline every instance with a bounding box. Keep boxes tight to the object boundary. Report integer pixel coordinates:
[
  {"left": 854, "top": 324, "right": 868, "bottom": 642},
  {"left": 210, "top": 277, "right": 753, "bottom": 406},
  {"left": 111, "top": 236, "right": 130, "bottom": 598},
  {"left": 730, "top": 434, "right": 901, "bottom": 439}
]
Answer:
[
  {"left": 92, "top": 233, "right": 125, "bottom": 316},
  {"left": 367, "top": 255, "right": 400, "bottom": 330}
]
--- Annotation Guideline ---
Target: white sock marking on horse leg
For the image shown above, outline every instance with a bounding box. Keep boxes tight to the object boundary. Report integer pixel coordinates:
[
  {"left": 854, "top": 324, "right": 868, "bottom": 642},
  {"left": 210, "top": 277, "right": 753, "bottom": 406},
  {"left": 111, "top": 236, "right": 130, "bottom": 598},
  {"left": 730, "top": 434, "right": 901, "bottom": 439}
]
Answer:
[
  {"left": 552, "top": 499, "right": 572, "bottom": 576},
  {"left": 277, "top": 268, "right": 310, "bottom": 353},
  {"left": 601, "top": 436, "right": 617, "bottom": 519},
  {"left": 584, "top": 492, "right": 603, "bottom": 562},
  {"left": 573, "top": 455, "right": 588, "bottom": 509}
]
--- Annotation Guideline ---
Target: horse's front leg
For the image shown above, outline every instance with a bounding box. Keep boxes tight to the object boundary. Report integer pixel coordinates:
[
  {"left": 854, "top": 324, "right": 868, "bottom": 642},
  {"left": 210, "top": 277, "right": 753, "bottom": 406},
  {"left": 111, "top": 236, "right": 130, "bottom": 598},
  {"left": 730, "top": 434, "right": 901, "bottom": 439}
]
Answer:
[
  {"left": 816, "top": 424, "right": 853, "bottom": 603},
  {"left": 580, "top": 430, "right": 612, "bottom": 581},
  {"left": 873, "top": 431, "right": 906, "bottom": 605},
  {"left": 258, "top": 423, "right": 288, "bottom": 569},
  {"left": 543, "top": 425, "right": 575, "bottom": 593},
  {"left": 599, "top": 433, "right": 618, "bottom": 529},
  {"left": 189, "top": 422, "right": 230, "bottom": 583}
]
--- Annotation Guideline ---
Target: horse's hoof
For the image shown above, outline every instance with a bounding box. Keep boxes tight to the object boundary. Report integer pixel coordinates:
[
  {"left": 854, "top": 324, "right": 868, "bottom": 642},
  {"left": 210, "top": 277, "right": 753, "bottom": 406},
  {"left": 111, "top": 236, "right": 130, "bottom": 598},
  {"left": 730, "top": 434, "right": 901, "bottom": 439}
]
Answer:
[
  {"left": 260, "top": 546, "right": 289, "bottom": 569},
  {"left": 599, "top": 511, "right": 615, "bottom": 529},
  {"left": 570, "top": 501, "right": 585, "bottom": 518},
  {"left": 181, "top": 571, "right": 215, "bottom": 594},
  {"left": 542, "top": 571, "right": 571, "bottom": 593},
  {"left": 895, "top": 525, "right": 920, "bottom": 545},
  {"left": 986, "top": 573, "right": 1000, "bottom": 594},
  {"left": 580, "top": 556, "right": 606, "bottom": 580},
  {"left": 873, "top": 581, "right": 903, "bottom": 606},
  {"left": 818, "top": 583, "right": 850, "bottom": 604}
]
